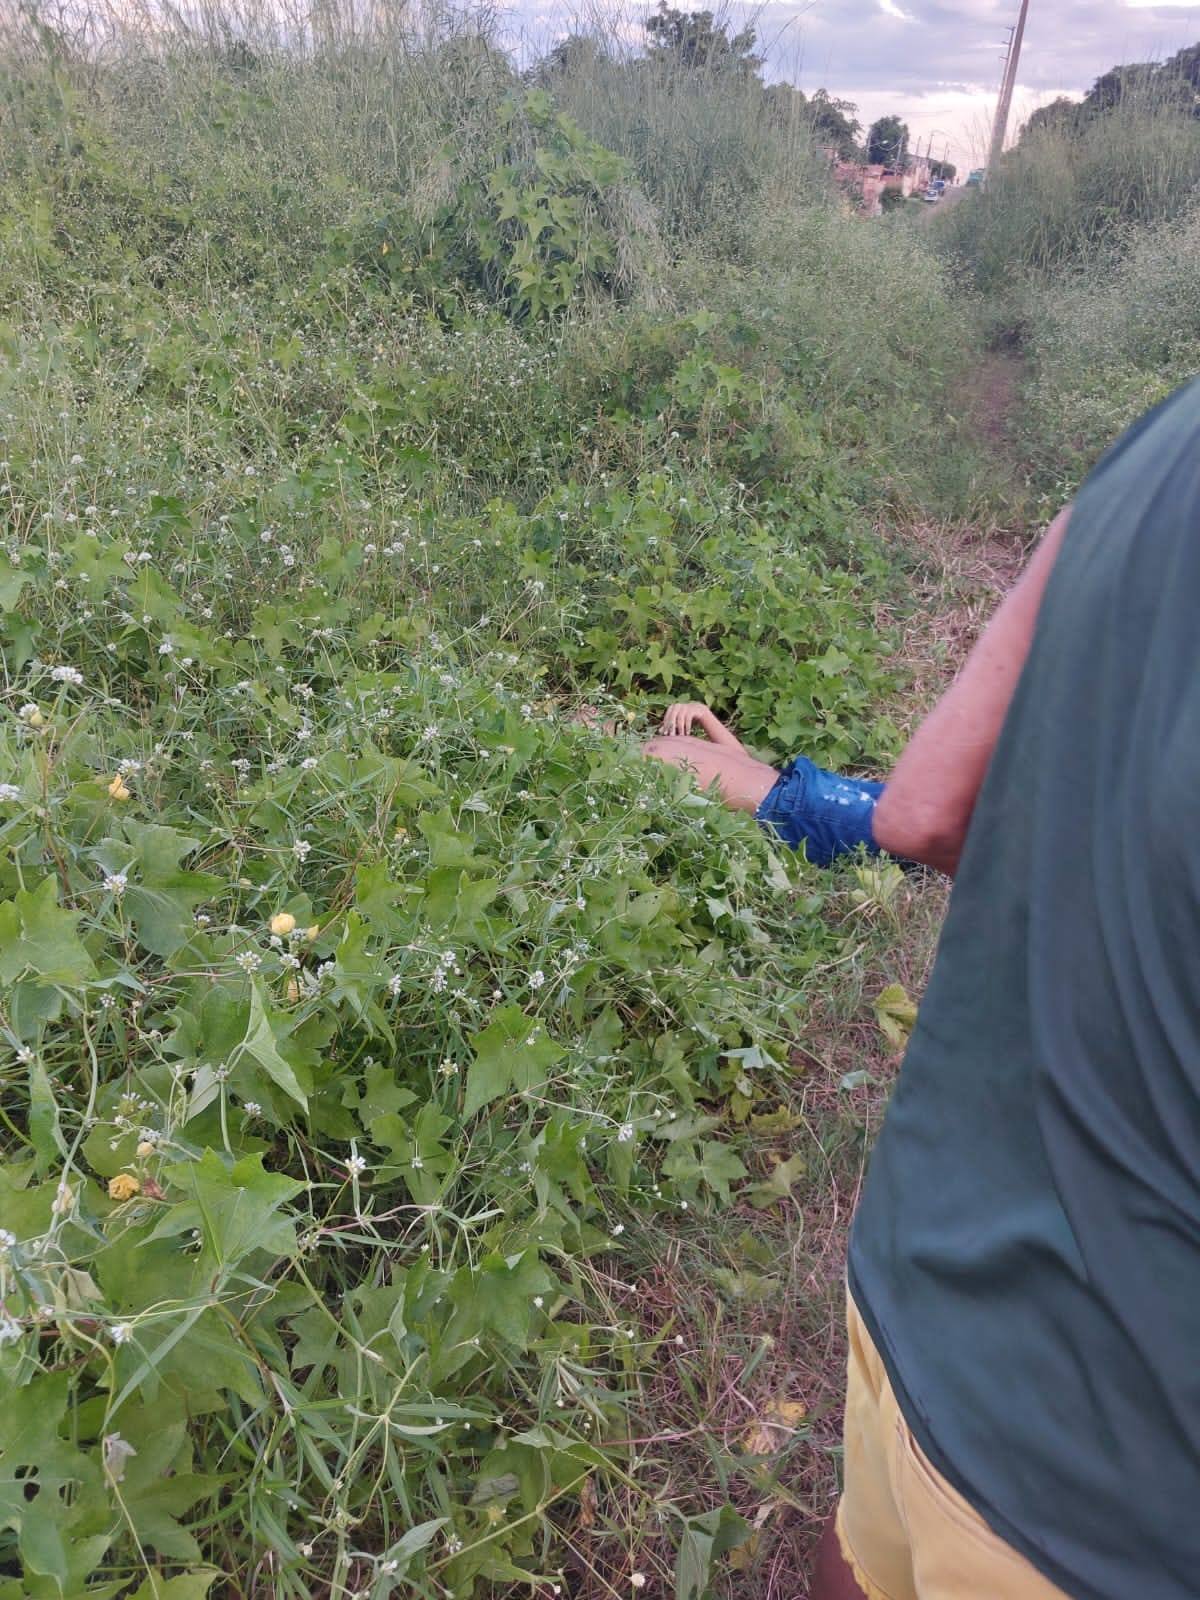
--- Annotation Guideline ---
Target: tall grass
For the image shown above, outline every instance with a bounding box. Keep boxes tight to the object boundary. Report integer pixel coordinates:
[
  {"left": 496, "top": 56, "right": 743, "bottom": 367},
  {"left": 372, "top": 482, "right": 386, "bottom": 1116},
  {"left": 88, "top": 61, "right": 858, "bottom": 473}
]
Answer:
[
  {"left": 923, "top": 69, "right": 1200, "bottom": 502},
  {"left": 937, "top": 92, "right": 1200, "bottom": 292},
  {"left": 532, "top": 11, "right": 829, "bottom": 259},
  {"left": 1012, "top": 203, "right": 1200, "bottom": 500}
]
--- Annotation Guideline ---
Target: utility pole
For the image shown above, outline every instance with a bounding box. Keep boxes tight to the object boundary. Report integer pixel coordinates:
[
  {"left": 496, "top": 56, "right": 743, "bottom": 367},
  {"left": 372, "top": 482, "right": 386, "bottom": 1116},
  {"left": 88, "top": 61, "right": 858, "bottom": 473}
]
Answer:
[{"left": 987, "top": 0, "right": 1031, "bottom": 175}]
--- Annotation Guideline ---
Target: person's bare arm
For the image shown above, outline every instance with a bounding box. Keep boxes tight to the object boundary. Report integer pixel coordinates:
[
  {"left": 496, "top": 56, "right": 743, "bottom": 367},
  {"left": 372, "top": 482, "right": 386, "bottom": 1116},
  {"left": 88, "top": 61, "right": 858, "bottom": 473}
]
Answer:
[
  {"left": 872, "top": 507, "right": 1071, "bottom": 876},
  {"left": 659, "top": 701, "right": 747, "bottom": 752}
]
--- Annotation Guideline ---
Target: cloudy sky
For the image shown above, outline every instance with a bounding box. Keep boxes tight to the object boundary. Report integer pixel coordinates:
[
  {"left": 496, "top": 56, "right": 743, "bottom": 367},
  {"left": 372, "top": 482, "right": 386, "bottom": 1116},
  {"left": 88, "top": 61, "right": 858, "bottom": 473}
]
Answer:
[{"left": 501, "top": 0, "right": 1200, "bottom": 171}]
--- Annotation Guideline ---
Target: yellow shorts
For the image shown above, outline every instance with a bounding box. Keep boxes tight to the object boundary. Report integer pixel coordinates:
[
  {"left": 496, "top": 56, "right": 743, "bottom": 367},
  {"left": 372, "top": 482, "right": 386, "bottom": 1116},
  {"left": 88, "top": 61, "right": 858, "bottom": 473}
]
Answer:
[{"left": 836, "top": 1292, "right": 1069, "bottom": 1600}]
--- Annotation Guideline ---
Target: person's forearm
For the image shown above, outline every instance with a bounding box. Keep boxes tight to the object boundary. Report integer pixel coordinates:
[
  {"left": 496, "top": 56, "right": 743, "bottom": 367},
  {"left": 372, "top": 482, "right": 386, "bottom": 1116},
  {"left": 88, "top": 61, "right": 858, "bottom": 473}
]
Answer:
[
  {"left": 697, "top": 707, "right": 747, "bottom": 751},
  {"left": 871, "top": 508, "right": 1071, "bottom": 876}
]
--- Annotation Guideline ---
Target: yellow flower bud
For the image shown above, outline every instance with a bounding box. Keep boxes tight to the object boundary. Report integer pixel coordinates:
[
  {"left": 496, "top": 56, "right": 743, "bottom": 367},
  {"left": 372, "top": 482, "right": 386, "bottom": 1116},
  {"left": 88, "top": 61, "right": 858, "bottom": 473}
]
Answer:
[
  {"left": 305, "top": 924, "right": 320, "bottom": 942},
  {"left": 53, "top": 1181, "right": 74, "bottom": 1214},
  {"left": 22, "top": 707, "right": 45, "bottom": 728},
  {"left": 108, "top": 1173, "right": 141, "bottom": 1202},
  {"left": 286, "top": 977, "right": 302, "bottom": 1004},
  {"left": 135, "top": 1140, "right": 155, "bottom": 1158},
  {"left": 269, "top": 912, "right": 296, "bottom": 937},
  {"left": 107, "top": 776, "right": 131, "bottom": 800}
]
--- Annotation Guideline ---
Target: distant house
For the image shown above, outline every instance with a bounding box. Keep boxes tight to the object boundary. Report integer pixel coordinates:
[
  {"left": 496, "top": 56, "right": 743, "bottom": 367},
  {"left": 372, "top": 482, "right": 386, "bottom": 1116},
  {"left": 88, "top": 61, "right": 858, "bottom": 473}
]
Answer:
[{"left": 821, "top": 149, "right": 924, "bottom": 217}]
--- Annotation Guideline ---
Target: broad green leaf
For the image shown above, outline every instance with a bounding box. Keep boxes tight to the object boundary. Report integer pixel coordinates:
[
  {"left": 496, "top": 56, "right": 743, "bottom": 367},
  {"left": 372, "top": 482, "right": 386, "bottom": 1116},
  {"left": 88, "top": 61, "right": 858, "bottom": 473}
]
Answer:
[
  {"left": 151, "top": 1149, "right": 303, "bottom": 1273},
  {"left": 236, "top": 980, "right": 309, "bottom": 1109},
  {"left": 379, "top": 1517, "right": 447, "bottom": 1575},
  {"left": 0, "top": 553, "right": 29, "bottom": 612},
  {"left": 124, "top": 1572, "right": 220, "bottom": 1600},
  {"left": 743, "top": 1152, "right": 807, "bottom": 1210},
  {"left": 675, "top": 1506, "right": 750, "bottom": 1600},
  {"left": 473, "top": 1250, "right": 553, "bottom": 1345},
  {"left": 873, "top": 981, "right": 919, "bottom": 1048},
  {"left": 418, "top": 807, "right": 485, "bottom": 869},
  {"left": 118, "top": 821, "right": 222, "bottom": 958},
  {"left": 27, "top": 1057, "right": 66, "bottom": 1172},
  {"left": 463, "top": 1006, "right": 564, "bottom": 1118},
  {"left": 0, "top": 878, "right": 95, "bottom": 988},
  {"left": 0, "top": 1375, "right": 109, "bottom": 1589}
]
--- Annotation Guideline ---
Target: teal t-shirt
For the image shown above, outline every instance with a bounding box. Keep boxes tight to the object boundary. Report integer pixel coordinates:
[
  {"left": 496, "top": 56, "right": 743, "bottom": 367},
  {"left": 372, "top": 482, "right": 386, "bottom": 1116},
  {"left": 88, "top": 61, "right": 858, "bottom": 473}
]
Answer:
[{"left": 849, "top": 376, "right": 1200, "bottom": 1600}]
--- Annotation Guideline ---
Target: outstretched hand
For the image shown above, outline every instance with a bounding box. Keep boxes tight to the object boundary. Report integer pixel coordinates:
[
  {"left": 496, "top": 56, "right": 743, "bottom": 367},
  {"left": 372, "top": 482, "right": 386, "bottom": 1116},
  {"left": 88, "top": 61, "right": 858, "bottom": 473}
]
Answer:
[{"left": 659, "top": 701, "right": 711, "bottom": 737}]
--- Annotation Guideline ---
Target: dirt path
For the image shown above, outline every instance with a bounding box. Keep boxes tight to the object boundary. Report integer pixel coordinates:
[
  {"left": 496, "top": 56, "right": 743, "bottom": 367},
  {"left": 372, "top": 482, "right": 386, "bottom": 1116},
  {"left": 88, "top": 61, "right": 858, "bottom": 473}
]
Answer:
[
  {"left": 967, "top": 351, "right": 1024, "bottom": 455},
  {"left": 775, "top": 363, "right": 1028, "bottom": 1594}
]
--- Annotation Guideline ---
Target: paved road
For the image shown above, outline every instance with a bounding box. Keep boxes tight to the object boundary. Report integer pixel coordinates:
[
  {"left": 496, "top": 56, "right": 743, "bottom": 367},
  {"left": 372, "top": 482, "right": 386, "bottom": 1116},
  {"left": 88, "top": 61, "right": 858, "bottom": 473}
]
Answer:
[{"left": 915, "top": 183, "right": 967, "bottom": 223}]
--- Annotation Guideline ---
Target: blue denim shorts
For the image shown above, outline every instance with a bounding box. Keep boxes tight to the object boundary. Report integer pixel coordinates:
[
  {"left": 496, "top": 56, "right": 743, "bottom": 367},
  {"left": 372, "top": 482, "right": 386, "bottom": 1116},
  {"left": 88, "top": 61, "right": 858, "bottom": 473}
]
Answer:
[{"left": 754, "top": 757, "right": 883, "bottom": 866}]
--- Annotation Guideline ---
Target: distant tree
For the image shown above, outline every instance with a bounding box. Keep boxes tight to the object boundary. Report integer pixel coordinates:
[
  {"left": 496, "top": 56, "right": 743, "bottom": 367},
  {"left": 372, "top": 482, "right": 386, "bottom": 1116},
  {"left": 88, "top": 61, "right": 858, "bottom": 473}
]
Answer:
[
  {"left": 1162, "top": 42, "right": 1200, "bottom": 116},
  {"left": 929, "top": 158, "right": 957, "bottom": 181},
  {"left": 1163, "top": 41, "right": 1200, "bottom": 94},
  {"left": 867, "top": 114, "right": 909, "bottom": 170},
  {"left": 1083, "top": 62, "right": 1160, "bottom": 116},
  {"left": 533, "top": 33, "right": 608, "bottom": 83},
  {"left": 1021, "top": 96, "right": 1081, "bottom": 141},
  {"left": 806, "top": 88, "right": 863, "bottom": 160},
  {"left": 643, "top": 3, "right": 761, "bottom": 74}
]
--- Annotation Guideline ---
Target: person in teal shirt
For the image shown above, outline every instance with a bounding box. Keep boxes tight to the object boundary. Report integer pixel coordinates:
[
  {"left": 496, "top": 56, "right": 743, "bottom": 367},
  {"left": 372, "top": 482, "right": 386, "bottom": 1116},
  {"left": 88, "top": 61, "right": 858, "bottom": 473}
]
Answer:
[{"left": 813, "top": 377, "right": 1200, "bottom": 1600}]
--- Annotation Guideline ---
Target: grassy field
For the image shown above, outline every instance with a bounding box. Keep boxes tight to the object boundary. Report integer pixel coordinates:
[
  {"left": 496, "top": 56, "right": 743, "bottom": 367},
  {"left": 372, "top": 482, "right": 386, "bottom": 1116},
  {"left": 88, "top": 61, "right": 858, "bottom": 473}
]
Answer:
[{"left": 1, "top": 7, "right": 1194, "bottom": 1597}]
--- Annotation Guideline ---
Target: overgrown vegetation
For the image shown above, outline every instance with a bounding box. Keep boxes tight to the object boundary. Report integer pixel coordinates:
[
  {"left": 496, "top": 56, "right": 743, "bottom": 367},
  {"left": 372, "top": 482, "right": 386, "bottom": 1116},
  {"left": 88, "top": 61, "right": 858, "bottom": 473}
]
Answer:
[
  {"left": 932, "top": 50, "right": 1200, "bottom": 499},
  {"left": 0, "top": 6, "right": 986, "bottom": 1597},
  {"left": 4, "top": 0, "right": 1198, "bottom": 1593}
]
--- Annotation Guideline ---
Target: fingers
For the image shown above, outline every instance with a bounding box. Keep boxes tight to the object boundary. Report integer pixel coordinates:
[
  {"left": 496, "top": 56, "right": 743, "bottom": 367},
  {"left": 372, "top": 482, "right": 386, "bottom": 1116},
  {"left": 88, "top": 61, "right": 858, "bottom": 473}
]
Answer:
[{"left": 661, "top": 703, "right": 695, "bottom": 737}]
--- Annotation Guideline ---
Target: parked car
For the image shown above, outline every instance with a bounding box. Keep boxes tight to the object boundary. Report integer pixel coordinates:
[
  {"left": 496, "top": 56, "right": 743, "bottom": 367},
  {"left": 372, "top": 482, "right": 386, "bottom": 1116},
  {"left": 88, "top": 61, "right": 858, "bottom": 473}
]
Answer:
[{"left": 965, "top": 169, "right": 985, "bottom": 188}]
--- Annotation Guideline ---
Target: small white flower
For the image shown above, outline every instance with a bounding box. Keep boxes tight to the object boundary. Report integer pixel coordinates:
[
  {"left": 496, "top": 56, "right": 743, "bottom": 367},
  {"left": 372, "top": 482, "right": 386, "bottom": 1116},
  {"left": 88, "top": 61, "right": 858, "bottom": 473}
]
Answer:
[
  {"left": 50, "top": 664, "right": 84, "bottom": 685},
  {"left": 616, "top": 1122, "right": 635, "bottom": 1144},
  {"left": 346, "top": 1154, "right": 368, "bottom": 1178},
  {"left": 109, "top": 1322, "right": 133, "bottom": 1345},
  {"left": 421, "top": 724, "right": 438, "bottom": 742},
  {"left": 292, "top": 838, "right": 312, "bottom": 861},
  {"left": 0, "top": 784, "right": 19, "bottom": 801},
  {"left": 529, "top": 970, "right": 545, "bottom": 990},
  {"left": 612, "top": 1222, "right": 625, "bottom": 1236},
  {"left": 102, "top": 1431, "right": 138, "bottom": 1483},
  {"left": 0, "top": 1311, "right": 22, "bottom": 1346},
  {"left": 243, "top": 1101, "right": 262, "bottom": 1116},
  {"left": 157, "top": 638, "right": 173, "bottom": 656},
  {"left": 234, "top": 951, "right": 262, "bottom": 973},
  {"left": 533, "top": 1296, "right": 544, "bottom": 1308},
  {"left": 102, "top": 872, "right": 128, "bottom": 897},
  {"left": 387, "top": 973, "right": 404, "bottom": 996}
]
